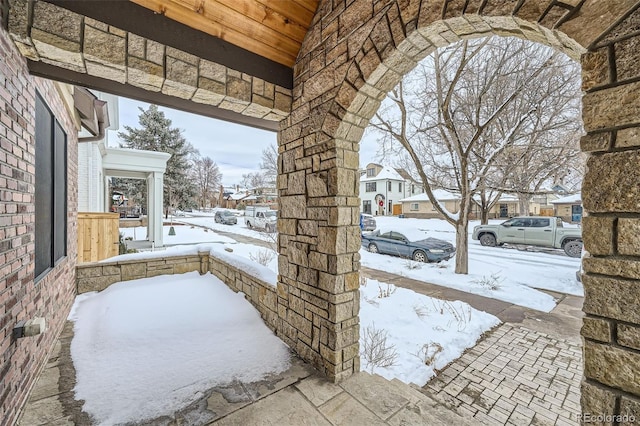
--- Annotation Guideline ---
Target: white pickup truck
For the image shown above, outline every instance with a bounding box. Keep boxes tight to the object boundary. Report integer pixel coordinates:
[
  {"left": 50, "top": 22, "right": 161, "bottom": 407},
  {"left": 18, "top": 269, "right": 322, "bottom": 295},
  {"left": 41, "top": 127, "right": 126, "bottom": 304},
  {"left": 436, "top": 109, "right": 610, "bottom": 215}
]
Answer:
[
  {"left": 244, "top": 206, "right": 277, "bottom": 232},
  {"left": 472, "top": 216, "right": 582, "bottom": 257}
]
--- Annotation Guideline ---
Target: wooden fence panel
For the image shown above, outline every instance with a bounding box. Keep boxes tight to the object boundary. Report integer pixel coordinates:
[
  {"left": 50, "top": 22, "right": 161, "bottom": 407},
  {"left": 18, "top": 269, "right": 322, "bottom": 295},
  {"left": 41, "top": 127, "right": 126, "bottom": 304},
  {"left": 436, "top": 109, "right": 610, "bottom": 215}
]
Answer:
[{"left": 78, "top": 212, "right": 120, "bottom": 263}]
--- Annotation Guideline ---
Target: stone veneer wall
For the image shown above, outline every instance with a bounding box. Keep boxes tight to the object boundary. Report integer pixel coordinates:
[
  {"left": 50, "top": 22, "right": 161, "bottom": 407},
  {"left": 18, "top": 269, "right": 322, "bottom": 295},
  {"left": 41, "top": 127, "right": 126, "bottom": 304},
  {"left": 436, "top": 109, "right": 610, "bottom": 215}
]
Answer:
[
  {"left": 7, "top": 1, "right": 292, "bottom": 122},
  {"left": 578, "top": 6, "right": 640, "bottom": 421},
  {"left": 277, "top": 0, "right": 620, "bottom": 383},
  {"left": 76, "top": 253, "right": 279, "bottom": 334},
  {"left": 0, "top": 27, "right": 78, "bottom": 426},
  {"left": 278, "top": 0, "right": 640, "bottom": 406}
]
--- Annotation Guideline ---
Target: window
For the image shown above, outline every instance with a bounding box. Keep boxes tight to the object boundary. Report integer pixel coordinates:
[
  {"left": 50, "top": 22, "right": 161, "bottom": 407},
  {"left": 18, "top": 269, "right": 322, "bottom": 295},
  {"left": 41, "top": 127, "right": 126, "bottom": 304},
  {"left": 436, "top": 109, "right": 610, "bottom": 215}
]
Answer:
[
  {"left": 398, "top": 182, "right": 402, "bottom": 192},
  {"left": 365, "top": 182, "right": 376, "bottom": 192},
  {"left": 410, "top": 203, "right": 419, "bottom": 211},
  {"left": 366, "top": 168, "right": 375, "bottom": 177},
  {"left": 411, "top": 184, "right": 415, "bottom": 194},
  {"left": 387, "top": 181, "right": 391, "bottom": 192},
  {"left": 506, "top": 218, "right": 531, "bottom": 227},
  {"left": 34, "top": 94, "right": 67, "bottom": 280},
  {"left": 531, "top": 218, "right": 550, "bottom": 227},
  {"left": 363, "top": 200, "right": 372, "bottom": 214}
]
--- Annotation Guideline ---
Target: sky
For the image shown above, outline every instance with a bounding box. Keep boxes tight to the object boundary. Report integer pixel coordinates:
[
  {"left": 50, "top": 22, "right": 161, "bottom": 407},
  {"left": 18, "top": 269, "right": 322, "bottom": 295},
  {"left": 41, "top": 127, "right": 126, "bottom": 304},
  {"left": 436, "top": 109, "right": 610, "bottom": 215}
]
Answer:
[{"left": 108, "top": 97, "right": 380, "bottom": 187}]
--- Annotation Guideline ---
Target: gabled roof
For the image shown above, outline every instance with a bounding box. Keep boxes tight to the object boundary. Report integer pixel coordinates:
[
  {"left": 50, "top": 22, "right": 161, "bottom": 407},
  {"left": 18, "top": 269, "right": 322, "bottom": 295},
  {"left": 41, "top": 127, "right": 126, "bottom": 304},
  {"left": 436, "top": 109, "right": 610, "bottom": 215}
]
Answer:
[{"left": 360, "top": 166, "right": 405, "bottom": 182}]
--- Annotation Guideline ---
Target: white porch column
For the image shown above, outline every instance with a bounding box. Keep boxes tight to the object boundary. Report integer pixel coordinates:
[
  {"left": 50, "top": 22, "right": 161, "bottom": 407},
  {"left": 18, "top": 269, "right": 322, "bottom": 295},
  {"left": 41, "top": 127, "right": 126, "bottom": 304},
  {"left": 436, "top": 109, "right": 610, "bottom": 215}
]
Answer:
[{"left": 147, "top": 171, "right": 164, "bottom": 248}]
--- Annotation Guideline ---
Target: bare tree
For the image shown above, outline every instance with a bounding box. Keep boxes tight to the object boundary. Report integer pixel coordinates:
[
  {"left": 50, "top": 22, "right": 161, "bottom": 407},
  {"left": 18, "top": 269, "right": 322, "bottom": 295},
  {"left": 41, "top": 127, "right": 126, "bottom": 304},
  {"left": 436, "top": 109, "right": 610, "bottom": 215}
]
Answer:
[
  {"left": 260, "top": 144, "right": 278, "bottom": 186},
  {"left": 191, "top": 155, "right": 222, "bottom": 209},
  {"left": 369, "top": 37, "right": 581, "bottom": 274},
  {"left": 241, "top": 172, "right": 268, "bottom": 193}
]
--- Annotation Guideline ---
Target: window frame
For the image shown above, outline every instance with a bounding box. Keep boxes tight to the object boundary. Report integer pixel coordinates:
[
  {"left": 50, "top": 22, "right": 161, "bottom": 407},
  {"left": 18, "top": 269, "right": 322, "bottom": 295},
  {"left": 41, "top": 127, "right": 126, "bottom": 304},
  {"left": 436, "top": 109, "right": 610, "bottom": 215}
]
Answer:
[
  {"left": 34, "top": 93, "right": 67, "bottom": 282},
  {"left": 365, "top": 182, "right": 377, "bottom": 192}
]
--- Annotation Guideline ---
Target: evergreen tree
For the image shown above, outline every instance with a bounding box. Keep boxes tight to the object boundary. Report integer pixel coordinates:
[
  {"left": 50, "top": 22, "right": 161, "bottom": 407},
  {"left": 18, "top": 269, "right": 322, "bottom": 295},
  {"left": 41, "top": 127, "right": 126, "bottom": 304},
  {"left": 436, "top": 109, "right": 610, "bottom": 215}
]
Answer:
[{"left": 115, "top": 105, "right": 197, "bottom": 215}]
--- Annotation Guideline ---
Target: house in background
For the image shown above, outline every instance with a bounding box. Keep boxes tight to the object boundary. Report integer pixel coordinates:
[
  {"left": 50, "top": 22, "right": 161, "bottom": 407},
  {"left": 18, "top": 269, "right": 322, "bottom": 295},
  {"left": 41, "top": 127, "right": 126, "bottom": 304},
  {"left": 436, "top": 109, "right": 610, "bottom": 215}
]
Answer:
[
  {"left": 482, "top": 194, "right": 520, "bottom": 219},
  {"left": 400, "top": 190, "right": 461, "bottom": 218},
  {"left": 552, "top": 193, "right": 583, "bottom": 223},
  {"left": 359, "top": 163, "right": 424, "bottom": 215},
  {"left": 76, "top": 91, "right": 170, "bottom": 249}
]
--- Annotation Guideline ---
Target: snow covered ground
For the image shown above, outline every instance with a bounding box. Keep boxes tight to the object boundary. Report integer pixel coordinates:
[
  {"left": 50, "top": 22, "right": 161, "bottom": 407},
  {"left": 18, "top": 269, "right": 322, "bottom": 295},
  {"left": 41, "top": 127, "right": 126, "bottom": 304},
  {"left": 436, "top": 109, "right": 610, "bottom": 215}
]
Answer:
[
  {"left": 175, "top": 209, "right": 277, "bottom": 242},
  {"left": 120, "top": 223, "right": 236, "bottom": 245},
  {"left": 88, "top": 241, "right": 498, "bottom": 404},
  {"left": 159, "top": 211, "right": 581, "bottom": 311},
  {"left": 361, "top": 216, "right": 582, "bottom": 312},
  {"left": 68, "top": 271, "right": 291, "bottom": 425},
  {"left": 360, "top": 279, "right": 499, "bottom": 385}
]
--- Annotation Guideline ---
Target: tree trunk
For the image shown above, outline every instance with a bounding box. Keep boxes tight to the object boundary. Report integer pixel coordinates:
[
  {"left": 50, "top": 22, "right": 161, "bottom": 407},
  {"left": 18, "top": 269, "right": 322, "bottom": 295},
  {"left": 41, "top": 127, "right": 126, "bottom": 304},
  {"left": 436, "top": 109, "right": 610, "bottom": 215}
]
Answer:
[
  {"left": 481, "top": 209, "right": 489, "bottom": 225},
  {"left": 454, "top": 221, "right": 469, "bottom": 274},
  {"left": 518, "top": 196, "right": 529, "bottom": 216}
]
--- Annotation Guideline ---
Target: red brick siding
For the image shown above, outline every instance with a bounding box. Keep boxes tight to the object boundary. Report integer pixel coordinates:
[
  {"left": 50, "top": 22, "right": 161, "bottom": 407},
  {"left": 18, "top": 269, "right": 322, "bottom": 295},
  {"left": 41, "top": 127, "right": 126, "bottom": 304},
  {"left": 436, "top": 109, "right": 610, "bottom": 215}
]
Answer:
[{"left": 0, "top": 26, "right": 78, "bottom": 425}]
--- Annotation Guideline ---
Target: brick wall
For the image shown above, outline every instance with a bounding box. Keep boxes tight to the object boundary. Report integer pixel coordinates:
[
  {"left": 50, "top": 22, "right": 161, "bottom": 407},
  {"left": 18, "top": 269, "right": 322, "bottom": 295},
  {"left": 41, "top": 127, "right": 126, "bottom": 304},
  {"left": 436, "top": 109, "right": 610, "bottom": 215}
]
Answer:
[
  {"left": 76, "top": 253, "right": 279, "bottom": 334},
  {"left": 0, "top": 26, "right": 78, "bottom": 426}
]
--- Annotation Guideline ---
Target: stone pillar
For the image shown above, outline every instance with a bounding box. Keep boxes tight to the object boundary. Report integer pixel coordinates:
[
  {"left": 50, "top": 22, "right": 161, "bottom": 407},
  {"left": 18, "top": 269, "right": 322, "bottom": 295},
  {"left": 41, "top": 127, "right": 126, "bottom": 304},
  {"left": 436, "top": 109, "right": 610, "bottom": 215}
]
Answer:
[
  {"left": 147, "top": 171, "right": 164, "bottom": 248},
  {"left": 580, "top": 11, "right": 640, "bottom": 421},
  {"left": 276, "top": 125, "right": 362, "bottom": 382}
]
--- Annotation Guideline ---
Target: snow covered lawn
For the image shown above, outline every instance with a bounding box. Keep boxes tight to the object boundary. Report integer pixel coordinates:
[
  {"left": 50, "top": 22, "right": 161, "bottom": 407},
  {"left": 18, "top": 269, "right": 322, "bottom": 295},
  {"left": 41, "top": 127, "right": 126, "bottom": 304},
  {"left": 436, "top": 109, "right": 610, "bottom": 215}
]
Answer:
[
  {"left": 360, "top": 216, "right": 582, "bottom": 312},
  {"left": 360, "top": 279, "right": 499, "bottom": 385},
  {"left": 120, "top": 223, "right": 236, "bottom": 245},
  {"left": 68, "top": 271, "right": 291, "bottom": 425}
]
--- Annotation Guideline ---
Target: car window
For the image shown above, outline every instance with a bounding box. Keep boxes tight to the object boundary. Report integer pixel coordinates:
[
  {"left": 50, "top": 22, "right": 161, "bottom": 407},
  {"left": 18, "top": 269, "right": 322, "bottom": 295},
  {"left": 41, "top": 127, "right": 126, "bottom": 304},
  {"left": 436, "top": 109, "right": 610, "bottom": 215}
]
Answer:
[
  {"left": 510, "top": 218, "right": 532, "bottom": 227},
  {"left": 531, "top": 218, "right": 550, "bottom": 227},
  {"left": 379, "top": 232, "right": 393, "bottom": 239},
  {"left": 390, "top": 232, "right": 407, "bottom": 241},
  {"left": 556, "top": 217, "right": 563, "bottom": 228}
]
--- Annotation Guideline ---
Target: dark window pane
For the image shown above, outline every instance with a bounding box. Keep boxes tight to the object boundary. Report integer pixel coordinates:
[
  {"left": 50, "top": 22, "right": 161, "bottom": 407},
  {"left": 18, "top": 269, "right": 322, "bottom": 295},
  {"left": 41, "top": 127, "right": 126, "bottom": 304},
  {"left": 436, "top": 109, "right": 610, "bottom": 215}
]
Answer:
[{"left": 35, "top": 95, "right": 53, "bottom": 279}]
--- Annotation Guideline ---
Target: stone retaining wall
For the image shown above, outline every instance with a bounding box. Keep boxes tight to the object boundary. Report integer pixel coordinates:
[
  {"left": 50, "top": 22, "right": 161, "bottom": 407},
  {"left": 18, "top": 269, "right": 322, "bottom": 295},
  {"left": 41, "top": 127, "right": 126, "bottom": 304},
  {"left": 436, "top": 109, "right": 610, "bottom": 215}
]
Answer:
[{"left": 76, "top": 252, "right": 279, "bottom": 334}]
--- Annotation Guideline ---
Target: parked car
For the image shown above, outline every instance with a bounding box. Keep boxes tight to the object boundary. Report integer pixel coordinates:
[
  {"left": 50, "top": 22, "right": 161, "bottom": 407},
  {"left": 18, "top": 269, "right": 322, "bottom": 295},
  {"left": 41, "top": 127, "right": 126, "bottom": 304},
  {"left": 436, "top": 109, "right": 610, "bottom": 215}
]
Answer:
[
  {"left": 472, "top": 216, "right": 582, "bottom": 258},
  {"left": 360, "top": 213, "right": 377, "bottom": 231},
  {"left": 214, "top": 210, "right": 238, "bottom": 225},
  {"left": 361, "top": 229, "right": 455, "bottom": 263}
]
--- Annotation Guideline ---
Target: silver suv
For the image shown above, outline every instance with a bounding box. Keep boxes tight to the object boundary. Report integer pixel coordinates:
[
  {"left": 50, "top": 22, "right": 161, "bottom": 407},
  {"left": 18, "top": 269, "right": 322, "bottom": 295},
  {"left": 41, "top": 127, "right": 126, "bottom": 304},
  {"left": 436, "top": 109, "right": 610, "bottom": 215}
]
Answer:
[{"left": 360, "top": 213, "right": 377, "bottom": 231}]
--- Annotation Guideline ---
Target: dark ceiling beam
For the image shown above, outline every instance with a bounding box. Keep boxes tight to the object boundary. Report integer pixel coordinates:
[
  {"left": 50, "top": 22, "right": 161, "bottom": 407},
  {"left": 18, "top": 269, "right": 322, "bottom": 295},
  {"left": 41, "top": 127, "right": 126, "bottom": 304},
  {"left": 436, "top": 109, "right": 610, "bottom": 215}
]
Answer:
[
  {"left": 45, "top": 0, "right": 293, "bottom": 89},
  {"left": 28, "top": 59, "right": 280, "bottom": 132}
]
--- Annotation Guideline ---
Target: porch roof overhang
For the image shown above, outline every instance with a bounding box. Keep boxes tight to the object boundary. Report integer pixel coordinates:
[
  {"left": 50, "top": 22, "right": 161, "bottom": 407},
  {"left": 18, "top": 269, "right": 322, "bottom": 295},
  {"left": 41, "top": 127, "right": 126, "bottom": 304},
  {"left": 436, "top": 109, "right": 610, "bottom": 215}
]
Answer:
[
  {"left": 10, "top": 0, "right": 318, "bottom": 131},
  {"left": 102, "top": 147, "right": 171, "bottom": 179}
]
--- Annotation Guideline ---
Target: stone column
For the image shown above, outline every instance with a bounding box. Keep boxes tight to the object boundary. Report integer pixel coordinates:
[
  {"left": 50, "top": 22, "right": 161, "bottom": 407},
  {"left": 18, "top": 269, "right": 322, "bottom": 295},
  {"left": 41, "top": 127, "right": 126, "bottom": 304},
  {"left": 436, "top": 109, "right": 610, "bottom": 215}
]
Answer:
[
  {"left": 579, "top": 12, "right": 640, "bottom": 420},
  {"left": 147, "top": 171, "right": 164, "bottom": 248},
  {"left": 276, "top": 124, "right": 362, "bottom": 382}
]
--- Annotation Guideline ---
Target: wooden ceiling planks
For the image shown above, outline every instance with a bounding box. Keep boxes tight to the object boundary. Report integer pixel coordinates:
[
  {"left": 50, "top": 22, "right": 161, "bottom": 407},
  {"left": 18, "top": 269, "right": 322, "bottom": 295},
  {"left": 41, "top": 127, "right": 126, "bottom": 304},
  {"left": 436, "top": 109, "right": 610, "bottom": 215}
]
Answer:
[{"left": 130, "top": 0, "right": 318, "bottom": 67}]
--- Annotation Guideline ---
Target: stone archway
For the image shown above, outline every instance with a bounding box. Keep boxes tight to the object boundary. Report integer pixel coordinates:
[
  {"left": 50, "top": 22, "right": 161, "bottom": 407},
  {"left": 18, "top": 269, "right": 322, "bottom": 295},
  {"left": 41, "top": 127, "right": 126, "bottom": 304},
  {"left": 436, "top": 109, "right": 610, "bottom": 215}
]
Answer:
[{"left": 278, "top": 0, "right": 640, "bottom": 419}]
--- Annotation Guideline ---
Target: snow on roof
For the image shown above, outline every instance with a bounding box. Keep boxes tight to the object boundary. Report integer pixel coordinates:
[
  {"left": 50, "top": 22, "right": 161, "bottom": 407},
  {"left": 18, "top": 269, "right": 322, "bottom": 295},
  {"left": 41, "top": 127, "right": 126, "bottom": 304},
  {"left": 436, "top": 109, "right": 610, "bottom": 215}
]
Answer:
[
  {"left": 551, "top": 193, "right": 581, "bottom": 204},
  {"left": 400, "top": 189, "right": 460, "bottom": 202},
  {"left": 229, "top": 192, "right": 250, "bottom": 200},
  {"left": 360, "top": 166, "right": 405, "bottom": 182}
]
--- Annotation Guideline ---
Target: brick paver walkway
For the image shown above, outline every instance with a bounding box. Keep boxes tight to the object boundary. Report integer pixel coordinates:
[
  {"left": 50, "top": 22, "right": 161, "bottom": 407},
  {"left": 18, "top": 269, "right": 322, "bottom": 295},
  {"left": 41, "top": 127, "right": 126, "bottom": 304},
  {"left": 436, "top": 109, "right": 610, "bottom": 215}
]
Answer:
[{"left": 424, "top": 324, "right": 582, "bottom": 426}]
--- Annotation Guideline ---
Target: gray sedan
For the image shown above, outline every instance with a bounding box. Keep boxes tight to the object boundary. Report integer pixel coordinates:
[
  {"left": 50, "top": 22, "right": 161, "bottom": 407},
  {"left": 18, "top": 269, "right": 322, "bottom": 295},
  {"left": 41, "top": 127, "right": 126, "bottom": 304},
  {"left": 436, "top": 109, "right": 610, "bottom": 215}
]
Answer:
[{"left": 361, "top": 230, "right": 455, "bottom": 263}]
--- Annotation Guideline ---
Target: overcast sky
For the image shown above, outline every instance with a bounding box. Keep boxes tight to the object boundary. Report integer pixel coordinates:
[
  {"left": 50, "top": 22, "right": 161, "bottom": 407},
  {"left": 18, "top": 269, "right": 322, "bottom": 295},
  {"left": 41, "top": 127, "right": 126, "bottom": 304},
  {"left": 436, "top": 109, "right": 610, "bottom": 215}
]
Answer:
[{"left": 108, "top": 97, "right": 380, "bottom": 186}]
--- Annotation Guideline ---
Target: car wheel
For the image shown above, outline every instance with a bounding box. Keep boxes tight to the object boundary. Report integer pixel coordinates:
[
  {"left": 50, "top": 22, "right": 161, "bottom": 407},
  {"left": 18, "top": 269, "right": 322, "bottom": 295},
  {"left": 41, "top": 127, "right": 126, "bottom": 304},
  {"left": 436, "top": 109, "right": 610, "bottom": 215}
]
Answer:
[
  {"left": 368, "top": 243, "right": 379, "bottom": 254},
  {"left": 564, "top": 240, "right": 582, "bottom": 258},
  {"left": 479, "top": 233, "right": 497, "bottom": 247},
  {"left": 413, "top": 250, "right": 428, "bottom": 263}
]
